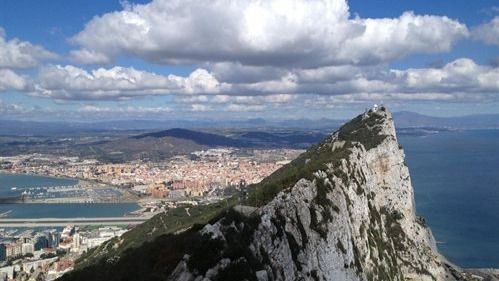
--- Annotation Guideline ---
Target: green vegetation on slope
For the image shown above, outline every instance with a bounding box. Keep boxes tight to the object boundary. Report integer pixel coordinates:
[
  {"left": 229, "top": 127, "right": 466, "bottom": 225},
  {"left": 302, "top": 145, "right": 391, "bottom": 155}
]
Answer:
[
  {"left": 62, "top": 226, "right": 203, "bottom": 281},
  {"left": 245, "top": 108, "right": 388, "bottom": 207},
  {"left": 65, "top": 109, "right": 390, "bottom": 280},
  {"left": 76, "top": 201, "right": 234, "bottom": 269},
  {"left": 62, "top": 208, "right": 265, "bottom": 281}
]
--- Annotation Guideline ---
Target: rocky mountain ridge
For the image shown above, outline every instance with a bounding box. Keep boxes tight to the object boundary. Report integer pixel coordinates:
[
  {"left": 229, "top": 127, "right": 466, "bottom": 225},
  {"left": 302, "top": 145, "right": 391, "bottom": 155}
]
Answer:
[
  {"left": 60, "top": 108, "right": 495, "bottom": 281},
  {"left": 168, "top": 107, "right": 459, "bottom": 281}
]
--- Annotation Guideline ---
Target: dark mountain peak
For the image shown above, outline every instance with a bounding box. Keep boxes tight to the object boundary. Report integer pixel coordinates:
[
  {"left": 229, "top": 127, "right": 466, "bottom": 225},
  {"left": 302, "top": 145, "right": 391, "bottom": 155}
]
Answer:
[
  {"left": 336, "top": 106, "right": 395, "bottom": 149},
  {"left": 131, "top": 128, "right": 242, "bottom": 147}
]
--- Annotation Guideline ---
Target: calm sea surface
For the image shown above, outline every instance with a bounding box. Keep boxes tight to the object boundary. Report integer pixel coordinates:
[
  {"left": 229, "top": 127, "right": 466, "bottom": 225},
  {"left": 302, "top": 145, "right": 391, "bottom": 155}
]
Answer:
[
  {"left": 399, "top": 130, "right": 499, "bottom": 268},
  {"left": 0, "top": 173, "right": 139, "bottom": 218},
  {"left": 0, "top": 173, "right": 77, "bottom": 197}
]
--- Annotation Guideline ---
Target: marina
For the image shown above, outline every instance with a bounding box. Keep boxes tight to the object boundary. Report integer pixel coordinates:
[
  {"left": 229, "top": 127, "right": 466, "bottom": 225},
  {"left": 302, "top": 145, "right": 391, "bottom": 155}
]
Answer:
[
  {"left": 0, "top": 173, "right": 137, "bottom": 203},
  {"left": 0, "top": 173, "right": 141, "bottom": 219}
]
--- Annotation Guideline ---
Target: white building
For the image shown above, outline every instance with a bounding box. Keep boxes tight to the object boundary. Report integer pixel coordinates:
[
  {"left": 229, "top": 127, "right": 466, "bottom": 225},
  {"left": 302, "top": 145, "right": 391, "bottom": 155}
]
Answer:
[
  {"left": 0, "top": 266, "right": 14, "bottom": 280},
  {"left": 86, "top": 237, "right": 109, "bottom": 249},
  {"left": 21, "top": 243, "right": 34, "bottom": 255},
  {"left": 73, "top": 233, "right": 81, "bottom": 249},
  {"left": 22, "top": 257, "right": 57, "bottom": 273}
]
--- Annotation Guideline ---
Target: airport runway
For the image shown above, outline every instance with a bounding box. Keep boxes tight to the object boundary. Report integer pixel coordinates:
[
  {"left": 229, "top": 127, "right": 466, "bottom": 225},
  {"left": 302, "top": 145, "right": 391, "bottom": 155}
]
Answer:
[{"left": 0, "top": 216, "right": 150, "bottom": 227}]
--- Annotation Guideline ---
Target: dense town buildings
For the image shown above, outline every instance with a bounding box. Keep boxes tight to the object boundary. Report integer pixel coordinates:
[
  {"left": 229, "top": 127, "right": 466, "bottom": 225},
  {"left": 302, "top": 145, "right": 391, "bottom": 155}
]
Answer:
[
  {"left": 0, "top": 148, "right": 303, "bottom": 279},
  {"left": 0, "top": 225, "right": 127, "bottom": 280},
  {"left": 0, "top": 148, "right": 302, "bottom": 201}
]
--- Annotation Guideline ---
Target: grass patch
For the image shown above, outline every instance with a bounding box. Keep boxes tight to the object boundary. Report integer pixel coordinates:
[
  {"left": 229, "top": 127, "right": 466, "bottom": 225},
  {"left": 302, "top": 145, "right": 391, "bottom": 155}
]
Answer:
[{"left": 245, "top": 111, "right": 388, "bottom": 207}]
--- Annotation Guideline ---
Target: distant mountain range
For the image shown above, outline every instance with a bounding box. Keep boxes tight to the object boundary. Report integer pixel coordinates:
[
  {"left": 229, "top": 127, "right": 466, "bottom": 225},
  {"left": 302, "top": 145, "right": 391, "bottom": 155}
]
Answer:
[
  {"left": 131, "top": 128, "right": 326, "bottom": 150},
  {"left": 0, "top": 118, "right": 340, "bottom": 136},
  {"left": 0, "top": 127, "right": 327, "bottom": 163},
  {"left": 1, "top": 111, "right": 499, "bottom": 136},
  {"left": 132, "top": 128, "right": 243, "bottom": 147}
]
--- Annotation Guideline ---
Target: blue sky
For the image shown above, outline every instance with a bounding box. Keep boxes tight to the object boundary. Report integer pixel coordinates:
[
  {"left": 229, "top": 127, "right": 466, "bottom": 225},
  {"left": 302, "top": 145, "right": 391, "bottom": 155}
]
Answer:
[{"left": 0, "top": 0, "right": 498, "bottom": 121}]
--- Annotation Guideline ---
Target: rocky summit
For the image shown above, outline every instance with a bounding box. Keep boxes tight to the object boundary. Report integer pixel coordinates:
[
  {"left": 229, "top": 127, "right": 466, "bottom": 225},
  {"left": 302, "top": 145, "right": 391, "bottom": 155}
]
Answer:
[
  {"left": 167, "top": 107, "right": 458, "bottom": 281},
  {"left": 60, "top": 107, "right": 492, "bottom": 281}
]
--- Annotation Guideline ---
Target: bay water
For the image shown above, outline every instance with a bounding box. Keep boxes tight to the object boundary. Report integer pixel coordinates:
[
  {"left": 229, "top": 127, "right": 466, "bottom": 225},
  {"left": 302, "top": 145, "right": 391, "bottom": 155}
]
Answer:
[{"left": 0, "top": 173, "right": 139, "bottom": 218}]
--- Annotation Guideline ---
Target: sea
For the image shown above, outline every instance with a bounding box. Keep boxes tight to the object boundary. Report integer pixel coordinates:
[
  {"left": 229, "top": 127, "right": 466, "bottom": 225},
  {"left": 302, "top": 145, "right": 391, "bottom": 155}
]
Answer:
[
  {"left": 399, "top": 129, "right": 499, "bottom": 268},
  {"left": 0, "top": 173, "right": 139, "bottom": 218}
]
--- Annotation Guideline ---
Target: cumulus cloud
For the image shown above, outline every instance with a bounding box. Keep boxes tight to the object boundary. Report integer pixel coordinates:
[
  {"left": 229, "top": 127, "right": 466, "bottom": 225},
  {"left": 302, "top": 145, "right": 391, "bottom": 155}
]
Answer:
[
  {"left": 176, "top": 94, "right": 295, "bottom": 106},
  {"left": 393, "top": 58, "right": 499, "bottom": 95},
  {"left": 5, "top": 58, "right": 499, "bottom": 118},
  {"left": 190, "top": 104, "right": 212, "bottom": 112},
  {"left": 339, "top": 12, "right": 468, "bottom": 64},
  {"left": 78, "top": 104, "right": 172, "bottom": 113},
  {"left": 77, "top": 102, "right": 266, "bottom": 115},
  {"left": 27, "top": 58, "right": 499, "bottom": 104},
  {"left": 217, "top": 58, "right": 499, "bottom": 103},
  {"left": 0, "top": 69, "right": 28, "bottom": 91},
  {"left": 210, "top": 62, "right": 286, "bottom": 83},
  {"left": 226, "top": 104, "right": 265, "bottom": 112},
  {"left": 0, "top": 99, "right": 45, "bottom": 117},
  {"left": 32, "top": 65, "right": 229, "bottom": 100},
  {"left": 241, "top": 59, "right": 499, "bottom": 102},
  {"left": 70, "top": 49, "right": 112, "bottom": 64},
  {"left": 70, "top": 0, "right": 468, "bottom": 67},
  {"left": 473, "top": 16, "right": 499, "bottom": 45},
  {"left": 0, "top": 27, "right": 58, "bottom": 69}
]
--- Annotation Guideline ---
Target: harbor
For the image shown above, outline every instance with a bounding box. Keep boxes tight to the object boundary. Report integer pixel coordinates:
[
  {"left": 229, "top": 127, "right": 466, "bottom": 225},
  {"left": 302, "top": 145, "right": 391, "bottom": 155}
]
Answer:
[
  {"left": 0, "top": 173, "right": 143, "bottom": 220},
  {"left": 0, "top": 173, "right": 138, "bottom": 204}
]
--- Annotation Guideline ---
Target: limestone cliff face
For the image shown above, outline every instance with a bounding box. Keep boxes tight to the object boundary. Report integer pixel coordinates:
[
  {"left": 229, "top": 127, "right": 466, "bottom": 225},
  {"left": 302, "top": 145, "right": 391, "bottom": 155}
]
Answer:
[{"left": 169, "top": 108, "right": 462, "bottom": 281}]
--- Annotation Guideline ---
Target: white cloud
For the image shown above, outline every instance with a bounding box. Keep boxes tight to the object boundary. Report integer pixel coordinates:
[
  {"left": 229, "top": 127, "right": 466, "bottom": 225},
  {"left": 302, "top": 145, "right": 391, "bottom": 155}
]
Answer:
[
  {"left": 78, "top": 104, "right": 172, "bottom": 114},
  {"left": 473, "top": 16, "right": 499, "bottom": 45},
  {"left": 32, "top": 65, "right": 229, "bottom": 100},
  {"left": 226, "top": 104, "right": 265, "bottom": 112},
  {"left": 0, "top": 99, "right": 42, "bottom": 116},
  {"left": 78, "top": 102, "right": 265, "bottom": 115},
  {"left": 243, "top": 59, "right": 499, "bottom": 102},
  {"left": 0, "top": 69, "right": 28, "bottom": 91},
  {"left": 0, "top": 28, "right": 58, "bottom": 69},
  {"left": 210, "top": 62, "right": 286, "bottom": 83},
  {"left": 262, "top": 94, "right": 295, "bottom": 103},
  {"left": 176, "top": 94, "right": 295, "bottom": 106},
  {"left": 338, "top": 12, "right": 468, "bottom": 64},
  {"left": 235, "top": 73, "right": 299, "bottom": 93},
  {"left": 70, "top": 0, "right": 468, "bottom": 67},
  {"left": 190, "top": 104, "right": 212, "bottom": 112},
  {"left": 70, "top": 49, "right": 112, "bottom": 64},
  {"left": 3, "top": 2, "right": 493, "bottom": 117},
  {"left": 394, "top": 58, "right": 499, "bottom": 95},
  {"left": 26, "top": 58, "right": 499, "bottom": 105}
]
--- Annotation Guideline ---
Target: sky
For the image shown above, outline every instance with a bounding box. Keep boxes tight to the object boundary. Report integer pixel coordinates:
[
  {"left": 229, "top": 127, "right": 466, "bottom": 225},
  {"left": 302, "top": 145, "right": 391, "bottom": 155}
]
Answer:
[{"left": 0, "top": 0, "right": 498, "bottom": 121}]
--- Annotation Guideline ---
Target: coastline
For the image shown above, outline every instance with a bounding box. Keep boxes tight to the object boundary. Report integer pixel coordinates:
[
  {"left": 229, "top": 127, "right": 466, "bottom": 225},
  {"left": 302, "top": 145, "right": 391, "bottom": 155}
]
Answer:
[
  {"left": 0, "top": 202, "right": 143, "bottom": 220},
  {"left": 0, "top": 170, "right": 79, "bottom": 184},
  {"left": 0, "top": 171, "right": 139, "bottom": 204},
  {"left": 0, "top": 172, "right": 143, "bottom": 218}
]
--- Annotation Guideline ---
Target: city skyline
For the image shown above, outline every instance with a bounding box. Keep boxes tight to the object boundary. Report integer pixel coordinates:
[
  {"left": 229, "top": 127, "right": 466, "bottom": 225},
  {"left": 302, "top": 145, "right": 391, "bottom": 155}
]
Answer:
[{"left": 1, "top": 0, "right": 499, "bottom": 121}]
